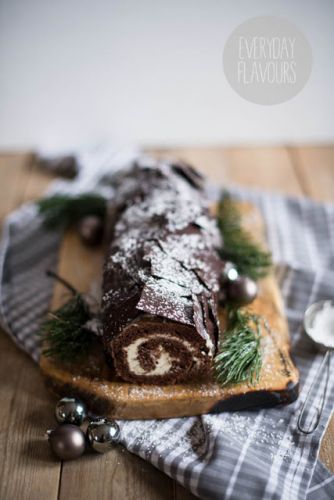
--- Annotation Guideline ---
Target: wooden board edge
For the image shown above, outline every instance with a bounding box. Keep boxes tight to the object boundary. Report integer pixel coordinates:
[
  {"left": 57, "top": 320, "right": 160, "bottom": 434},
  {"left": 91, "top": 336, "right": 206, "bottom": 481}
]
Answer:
[
  {"left": 41, "top": 366, "right": 299, "bottom": 420},
  {"left": 39, "top": 200, "right": 300, "bottom": 419}
]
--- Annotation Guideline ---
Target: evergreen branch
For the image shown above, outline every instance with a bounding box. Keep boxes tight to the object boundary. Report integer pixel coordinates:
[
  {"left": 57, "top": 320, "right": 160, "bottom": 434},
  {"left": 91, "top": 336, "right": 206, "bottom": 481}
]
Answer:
[
  {"left": 214, "top": 308, "right": 262, "bottom": 386},
  {"left": 40, "top": 294, "right": 94, "bottom": 362},
  {"left": 37, "top": 193, "right": 107, "bottom": 229},
  {"left": 217, "top": 192, "right": 272, "bottom": 280},
  {"left": 39, "top": 271, "right": 94, "bottom": 362}
]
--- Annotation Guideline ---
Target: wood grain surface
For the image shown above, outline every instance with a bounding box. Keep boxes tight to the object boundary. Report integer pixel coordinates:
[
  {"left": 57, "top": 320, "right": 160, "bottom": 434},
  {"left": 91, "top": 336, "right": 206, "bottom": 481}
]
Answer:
[{"left": 0, "top": 146, "right": 333, "bottom": 500}]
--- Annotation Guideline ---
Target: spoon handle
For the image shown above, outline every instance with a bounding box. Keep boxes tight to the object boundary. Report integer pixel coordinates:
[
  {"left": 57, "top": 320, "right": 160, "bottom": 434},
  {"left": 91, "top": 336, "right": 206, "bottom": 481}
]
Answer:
[{"left": 297, "top": 350, "right": 331, "bottom": 435}]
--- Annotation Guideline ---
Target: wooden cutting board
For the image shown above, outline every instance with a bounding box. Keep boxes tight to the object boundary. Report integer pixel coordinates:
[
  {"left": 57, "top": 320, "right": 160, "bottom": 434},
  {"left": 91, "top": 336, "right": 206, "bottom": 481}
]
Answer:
[{"left": 40, "top": 202, "right": 299, "bottom": 419}]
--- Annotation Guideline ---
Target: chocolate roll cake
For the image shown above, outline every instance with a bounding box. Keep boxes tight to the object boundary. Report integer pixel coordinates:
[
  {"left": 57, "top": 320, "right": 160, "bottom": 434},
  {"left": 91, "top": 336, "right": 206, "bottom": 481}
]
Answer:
[{"left": 102, "top": 158, "right": 222, "bottom": 384}]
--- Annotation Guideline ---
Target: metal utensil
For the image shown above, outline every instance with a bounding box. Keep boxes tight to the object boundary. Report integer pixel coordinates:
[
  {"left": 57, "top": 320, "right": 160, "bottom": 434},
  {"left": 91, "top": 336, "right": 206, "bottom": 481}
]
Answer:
[{"left": 297, "top": 300, "right": 333, "bottom": 434}]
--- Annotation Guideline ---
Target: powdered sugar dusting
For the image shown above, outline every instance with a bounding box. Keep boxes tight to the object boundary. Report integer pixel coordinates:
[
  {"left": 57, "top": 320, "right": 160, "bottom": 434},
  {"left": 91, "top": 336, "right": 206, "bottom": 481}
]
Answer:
[{"left": 102, "top": 159, "right": 223, "bottom": 372}]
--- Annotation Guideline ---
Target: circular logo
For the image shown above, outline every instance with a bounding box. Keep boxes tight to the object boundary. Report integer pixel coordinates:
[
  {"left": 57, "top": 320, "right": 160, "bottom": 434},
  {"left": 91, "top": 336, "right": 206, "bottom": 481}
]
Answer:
[{"left": 223, "top": 17, "right": 312, "bottom": 105}]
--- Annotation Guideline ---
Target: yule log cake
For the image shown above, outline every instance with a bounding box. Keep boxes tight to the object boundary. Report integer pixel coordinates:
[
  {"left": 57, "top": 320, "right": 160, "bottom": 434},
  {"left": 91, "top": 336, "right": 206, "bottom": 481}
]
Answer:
[{"left": 102, "top": 159, "right": 222, "bottom": 384}]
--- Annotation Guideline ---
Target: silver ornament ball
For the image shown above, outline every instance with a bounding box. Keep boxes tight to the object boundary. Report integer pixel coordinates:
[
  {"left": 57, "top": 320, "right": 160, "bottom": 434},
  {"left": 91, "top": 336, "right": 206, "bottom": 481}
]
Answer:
[
  {"left": 221, "top": 261, "right": 239, "bottom": 283},
  {"left": 77, "top": 215, "right": 104, "bottom": 246},
  {"left": 55, "top": 397, "right": 87, "bottom": 426},
  {"left": 47, "top": 424, "right": 86, "bottom": 460},
  {"left": 226, "top": 275, "right": 258, "bottom": 306},
  {"left": 87, "top": 418, "right": 120, "bottom": 453},
  {"left": 219, "top": 262, "right": 239, "bottom": 304}
]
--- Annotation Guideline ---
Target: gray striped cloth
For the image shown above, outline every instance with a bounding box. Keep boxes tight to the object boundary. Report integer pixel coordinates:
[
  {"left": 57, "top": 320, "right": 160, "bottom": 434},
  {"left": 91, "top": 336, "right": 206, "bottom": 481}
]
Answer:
[{"left": 0, "top": 147, "right": 333, "bottom": 500}]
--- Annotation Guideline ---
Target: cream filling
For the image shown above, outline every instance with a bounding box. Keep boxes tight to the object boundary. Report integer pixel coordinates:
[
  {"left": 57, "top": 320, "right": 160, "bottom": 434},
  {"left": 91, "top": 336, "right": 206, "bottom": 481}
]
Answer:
[
  {"left": 125, "top": 336, "right": 173, "bottom": 376},
  {"left": 124, "top": 333, "right": 213, "bottom": 377}
]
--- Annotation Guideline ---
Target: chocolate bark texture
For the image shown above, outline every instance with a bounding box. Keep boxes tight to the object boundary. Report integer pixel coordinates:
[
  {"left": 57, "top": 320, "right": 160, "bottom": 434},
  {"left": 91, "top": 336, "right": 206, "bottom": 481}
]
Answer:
[{"left": 102, "top": 158, "right": 223, "bottom": 384}]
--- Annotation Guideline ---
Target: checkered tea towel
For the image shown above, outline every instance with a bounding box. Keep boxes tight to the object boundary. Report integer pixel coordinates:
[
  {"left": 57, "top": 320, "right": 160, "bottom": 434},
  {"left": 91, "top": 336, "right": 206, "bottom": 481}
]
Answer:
[{"left": 0, "top": 146, "right": 333, "bottom": 500}]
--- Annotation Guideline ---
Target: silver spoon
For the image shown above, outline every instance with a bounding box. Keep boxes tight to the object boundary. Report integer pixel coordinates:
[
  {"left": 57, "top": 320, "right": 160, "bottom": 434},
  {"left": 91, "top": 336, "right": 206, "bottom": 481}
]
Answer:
[{"left": 297, "top": 300, "right": 333, "bottom": 435}]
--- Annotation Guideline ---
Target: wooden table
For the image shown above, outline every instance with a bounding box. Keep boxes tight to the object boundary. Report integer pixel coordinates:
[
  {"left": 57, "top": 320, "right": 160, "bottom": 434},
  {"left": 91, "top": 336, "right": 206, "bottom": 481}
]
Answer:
[{"left": 0, "top": 146, "right": 333, "bottom": 500}]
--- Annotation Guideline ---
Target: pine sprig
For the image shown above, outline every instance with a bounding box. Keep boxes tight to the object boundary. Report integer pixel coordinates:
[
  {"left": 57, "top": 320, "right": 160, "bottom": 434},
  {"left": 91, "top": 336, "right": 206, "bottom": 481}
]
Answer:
[
  {"left": 39, "top": 271, "right": 95, "bottom": 362},
  {"left": 40, "top": 294, "right": 93, "bottom": 362},
  {"left": 217, "top": 192, "right": 272, "bottom": 280},
  {"left": 37, "top": 193, "right": 107, "bottom": 229},
  {"left": 214, "top": 308, "right": 262, "bottom": 386}
]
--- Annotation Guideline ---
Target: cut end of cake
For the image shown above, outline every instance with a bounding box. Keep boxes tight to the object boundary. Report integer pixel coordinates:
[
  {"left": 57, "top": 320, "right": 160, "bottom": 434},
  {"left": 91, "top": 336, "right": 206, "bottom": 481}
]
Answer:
[{"left": 109, "top": 318, "right": 214, "bottom": 384}]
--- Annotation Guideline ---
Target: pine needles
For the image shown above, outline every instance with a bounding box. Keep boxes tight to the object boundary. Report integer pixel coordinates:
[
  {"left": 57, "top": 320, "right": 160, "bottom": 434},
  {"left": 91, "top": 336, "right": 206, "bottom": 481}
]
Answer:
[
  {"left": 39, "top": 272, "right": 94, "bottom": 362},
  {"left": 217, "top": 192, "right": 272, "bottom": 280},
  {"left": 214, "top": 308, "right": 262, "bottom": 386},
  {"left": 37, "top": 193, "right": 107, "bottom": 229},
  {"left": 214, "top": 192, "right": 270, "bottom": 386},
  {"left": 40, "top": 294, "right": 94, "bottom": 362}
]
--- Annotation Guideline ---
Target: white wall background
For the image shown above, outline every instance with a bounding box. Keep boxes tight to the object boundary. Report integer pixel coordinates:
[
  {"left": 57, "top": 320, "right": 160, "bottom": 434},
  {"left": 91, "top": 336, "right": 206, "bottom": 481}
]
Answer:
[{"left": 0, "top": 0, "right": 333, "bottom": 150}]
